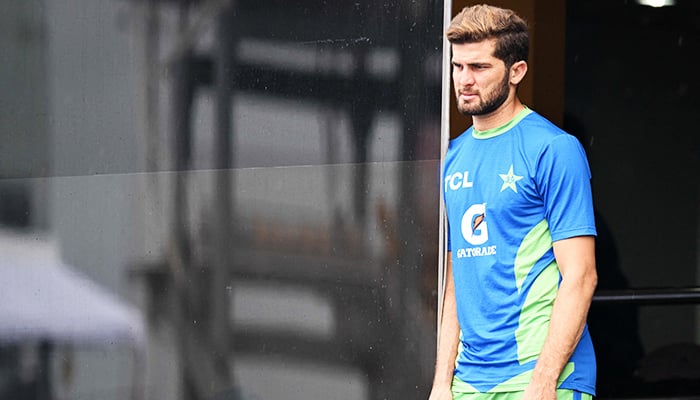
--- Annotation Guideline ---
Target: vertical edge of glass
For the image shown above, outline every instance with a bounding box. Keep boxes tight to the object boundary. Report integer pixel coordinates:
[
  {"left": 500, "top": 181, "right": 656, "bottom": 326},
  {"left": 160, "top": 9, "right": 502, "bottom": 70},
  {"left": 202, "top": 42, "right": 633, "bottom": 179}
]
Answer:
[{"left": 437, "top": 0, "right": 452, "bottom": 341}]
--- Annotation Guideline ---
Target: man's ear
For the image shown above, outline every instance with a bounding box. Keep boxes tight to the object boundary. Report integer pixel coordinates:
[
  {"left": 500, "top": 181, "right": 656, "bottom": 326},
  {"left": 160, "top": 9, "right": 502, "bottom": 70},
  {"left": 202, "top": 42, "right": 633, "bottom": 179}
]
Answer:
[{"left": 509, "top": 61, "right": 528, "bottom": 85}]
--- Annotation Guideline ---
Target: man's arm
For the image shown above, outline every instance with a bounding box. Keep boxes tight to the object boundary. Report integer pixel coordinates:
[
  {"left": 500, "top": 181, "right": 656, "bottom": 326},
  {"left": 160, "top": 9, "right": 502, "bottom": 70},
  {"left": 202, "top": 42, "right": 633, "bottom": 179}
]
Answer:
[
  {"left": 429, "top": 252, "right": 460, "bottom": 400},
  {"left": 523, "top": 236, "right": 598, "bottom": 400}
]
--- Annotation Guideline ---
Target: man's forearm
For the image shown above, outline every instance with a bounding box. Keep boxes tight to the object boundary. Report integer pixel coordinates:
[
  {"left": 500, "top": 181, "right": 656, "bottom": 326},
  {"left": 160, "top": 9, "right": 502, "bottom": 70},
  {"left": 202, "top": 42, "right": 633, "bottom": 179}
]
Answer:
[
  {"left": 530, "top": 236, "right": 597, "bottom": 390},
  {"left": 433, "top": 295, "right": 459, "bottom": 387},
  {"left": 531, "top": 274, "right": 596, "bottom": 386},
  {"left": 432, "top": 255, "right": 459, "bottom": 390}
]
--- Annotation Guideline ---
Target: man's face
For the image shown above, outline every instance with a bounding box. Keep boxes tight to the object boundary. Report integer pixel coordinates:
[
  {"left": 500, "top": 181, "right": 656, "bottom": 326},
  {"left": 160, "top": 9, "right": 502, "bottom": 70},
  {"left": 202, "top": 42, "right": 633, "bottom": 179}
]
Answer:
[{"left": 451, "top": 39, "right": 511, "bottom": 117}]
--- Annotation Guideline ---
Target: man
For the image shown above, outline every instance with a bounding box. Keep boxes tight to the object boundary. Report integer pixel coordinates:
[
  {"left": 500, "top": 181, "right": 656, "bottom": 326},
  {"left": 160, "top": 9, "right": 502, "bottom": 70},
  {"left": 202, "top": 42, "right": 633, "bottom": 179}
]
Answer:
[{"left": 430, "top": 5, "right": 598, "bottom": 400}]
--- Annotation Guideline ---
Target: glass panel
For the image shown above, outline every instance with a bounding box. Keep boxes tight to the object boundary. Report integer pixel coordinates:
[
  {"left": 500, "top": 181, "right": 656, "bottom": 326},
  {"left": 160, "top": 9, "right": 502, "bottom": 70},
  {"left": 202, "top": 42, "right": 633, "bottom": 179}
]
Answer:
[
  {"left": 566, "top": 1, "right": 700, "bottom": 397},
  {"left": 0, "top": 0, "right": 445, "bottom": 399}
]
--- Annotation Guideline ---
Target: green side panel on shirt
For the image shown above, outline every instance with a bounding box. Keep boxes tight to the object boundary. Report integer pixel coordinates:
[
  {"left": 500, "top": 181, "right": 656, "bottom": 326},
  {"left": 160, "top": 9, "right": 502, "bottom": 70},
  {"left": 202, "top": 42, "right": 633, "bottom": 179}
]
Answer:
[
  {"left": 514, "top": 219, "right": 552, "bottom": 294},
  {"left": 516, "top": 260, "right": 559, "bottom": 363},
  {"left": 483, "top": 362, "right": 576, "bottom": 393},
  {"left": 452, "top": 375, "right": 479, "bottom": 393},
  {"left": 454, "top": 390, "right": 583, "bottom": 400}
]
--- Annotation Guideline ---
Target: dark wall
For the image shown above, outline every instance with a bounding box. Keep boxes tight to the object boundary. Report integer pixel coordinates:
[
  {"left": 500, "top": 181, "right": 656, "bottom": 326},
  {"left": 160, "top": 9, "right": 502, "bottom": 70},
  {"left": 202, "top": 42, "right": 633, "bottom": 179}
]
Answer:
[{"left": 565, "top": 1, "right": 700, "bottom": 397}]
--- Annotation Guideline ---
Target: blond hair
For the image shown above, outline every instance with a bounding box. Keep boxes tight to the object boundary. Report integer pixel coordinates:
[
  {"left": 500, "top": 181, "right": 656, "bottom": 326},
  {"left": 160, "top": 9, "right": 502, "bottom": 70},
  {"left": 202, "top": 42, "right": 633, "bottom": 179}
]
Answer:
[{"left": 446, "top": 4, "right": 529, "bottom": 68}]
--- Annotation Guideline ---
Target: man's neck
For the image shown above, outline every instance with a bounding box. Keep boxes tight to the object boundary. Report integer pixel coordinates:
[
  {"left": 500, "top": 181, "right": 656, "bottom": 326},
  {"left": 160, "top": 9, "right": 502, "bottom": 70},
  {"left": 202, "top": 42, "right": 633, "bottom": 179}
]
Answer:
[{"left": 472, "top": 97, "right": 525, "bottom": 132}]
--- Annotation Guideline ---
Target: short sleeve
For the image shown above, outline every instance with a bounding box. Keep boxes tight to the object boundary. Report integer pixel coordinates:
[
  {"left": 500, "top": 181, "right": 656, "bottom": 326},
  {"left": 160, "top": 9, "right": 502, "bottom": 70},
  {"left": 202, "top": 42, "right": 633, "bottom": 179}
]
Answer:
[{"left": 535, "top": 134, "right": 597, "bottom": 242}]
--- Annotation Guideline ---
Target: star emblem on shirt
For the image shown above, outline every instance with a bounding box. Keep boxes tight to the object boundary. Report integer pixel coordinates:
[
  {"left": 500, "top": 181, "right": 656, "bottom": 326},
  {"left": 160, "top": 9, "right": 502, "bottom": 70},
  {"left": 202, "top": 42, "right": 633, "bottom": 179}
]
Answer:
[{"left": 499, "top": 165, "right": 523, "bottom": 193}]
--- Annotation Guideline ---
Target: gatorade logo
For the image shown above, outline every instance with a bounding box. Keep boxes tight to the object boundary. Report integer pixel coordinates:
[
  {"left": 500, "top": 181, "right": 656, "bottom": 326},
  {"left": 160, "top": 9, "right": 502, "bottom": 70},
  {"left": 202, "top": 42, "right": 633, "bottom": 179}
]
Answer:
[
  {"left": 461, "top": 203, "right": 488, "bottom": 245},
  {"left": 456, "top": 203, "right": 496, "bottom": 259}
]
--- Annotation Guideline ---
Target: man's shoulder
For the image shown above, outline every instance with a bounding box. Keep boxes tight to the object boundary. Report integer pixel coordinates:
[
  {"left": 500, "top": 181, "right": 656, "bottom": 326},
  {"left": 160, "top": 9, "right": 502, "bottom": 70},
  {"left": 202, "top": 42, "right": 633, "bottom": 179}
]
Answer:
[
  {"left": 515, "top": 112, "right": 582, "bottom": 152},
  {"left": 519, "top": 111, "right": 567, "bottom": 137}
]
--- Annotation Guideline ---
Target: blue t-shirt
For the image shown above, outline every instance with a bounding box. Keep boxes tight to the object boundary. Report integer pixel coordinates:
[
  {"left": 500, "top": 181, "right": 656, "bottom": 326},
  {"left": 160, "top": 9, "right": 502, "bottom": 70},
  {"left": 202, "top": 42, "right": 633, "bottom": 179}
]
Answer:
[{"left": 443, "top": 108, "right": 597, "bottom": 395}]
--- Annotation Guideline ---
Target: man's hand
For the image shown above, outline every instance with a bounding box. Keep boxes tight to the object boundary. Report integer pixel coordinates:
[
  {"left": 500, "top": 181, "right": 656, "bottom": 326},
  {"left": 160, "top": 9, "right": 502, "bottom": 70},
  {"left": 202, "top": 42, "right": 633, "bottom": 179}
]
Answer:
[
  {"left": 428, "top": 385, "right": 453, "bottom": 400},
  {"left": 521, "top": 381, "right": 557, "bottom": 400},
  {"left": 430, "top": 253, "right": 458, "bottom": 400}
]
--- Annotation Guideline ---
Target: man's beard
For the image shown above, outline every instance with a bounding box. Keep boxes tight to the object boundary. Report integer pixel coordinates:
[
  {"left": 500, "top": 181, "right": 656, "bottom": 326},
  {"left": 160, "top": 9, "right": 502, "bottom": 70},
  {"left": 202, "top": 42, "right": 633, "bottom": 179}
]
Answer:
[{"left": 457, "top": 73, "right": 510, "bottom": 117}]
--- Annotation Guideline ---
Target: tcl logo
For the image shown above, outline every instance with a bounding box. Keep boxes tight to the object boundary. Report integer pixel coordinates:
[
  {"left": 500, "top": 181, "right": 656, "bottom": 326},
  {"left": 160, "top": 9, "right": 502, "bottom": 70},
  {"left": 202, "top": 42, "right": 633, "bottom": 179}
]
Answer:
[{"left": 444, "top": 171, "right": 474, "bottom": 192}]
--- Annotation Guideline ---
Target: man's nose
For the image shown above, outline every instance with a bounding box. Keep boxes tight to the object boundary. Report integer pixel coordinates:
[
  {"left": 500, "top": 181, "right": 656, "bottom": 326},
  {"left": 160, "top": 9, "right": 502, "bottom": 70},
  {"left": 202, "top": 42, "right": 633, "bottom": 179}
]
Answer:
[{"left": 456, "top": 69, "right": 474, "bottom": 87}]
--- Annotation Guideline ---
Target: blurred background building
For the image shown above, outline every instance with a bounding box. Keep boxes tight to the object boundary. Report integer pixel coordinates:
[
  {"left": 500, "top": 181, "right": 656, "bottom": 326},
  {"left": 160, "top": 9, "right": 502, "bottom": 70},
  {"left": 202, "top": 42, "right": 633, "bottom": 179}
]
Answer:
[{"left": 0, "top": 0, "right": 698, "bottom": 399}]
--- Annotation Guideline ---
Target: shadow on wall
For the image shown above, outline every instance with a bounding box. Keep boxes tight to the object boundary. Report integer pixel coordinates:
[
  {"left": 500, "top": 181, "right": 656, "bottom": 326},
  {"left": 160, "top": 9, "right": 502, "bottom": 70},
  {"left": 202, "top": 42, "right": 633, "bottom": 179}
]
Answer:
[{"left": 564, "top": 114, "right": 645, "bottom": 396}]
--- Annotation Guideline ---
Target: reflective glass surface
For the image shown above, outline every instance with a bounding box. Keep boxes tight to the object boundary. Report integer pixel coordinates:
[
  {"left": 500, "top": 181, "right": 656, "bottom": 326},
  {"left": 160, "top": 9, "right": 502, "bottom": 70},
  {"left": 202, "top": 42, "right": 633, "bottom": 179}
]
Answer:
[{"left": 0, "top": 1, "right": 444, "bottom": 399}]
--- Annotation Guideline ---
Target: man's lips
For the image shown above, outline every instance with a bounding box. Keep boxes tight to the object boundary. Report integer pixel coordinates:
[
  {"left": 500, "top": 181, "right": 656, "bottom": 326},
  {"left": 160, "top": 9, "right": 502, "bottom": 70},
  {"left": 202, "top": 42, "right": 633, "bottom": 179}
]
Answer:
[{"left": 458, "top": 92, "right": 478, "bottom": 101}]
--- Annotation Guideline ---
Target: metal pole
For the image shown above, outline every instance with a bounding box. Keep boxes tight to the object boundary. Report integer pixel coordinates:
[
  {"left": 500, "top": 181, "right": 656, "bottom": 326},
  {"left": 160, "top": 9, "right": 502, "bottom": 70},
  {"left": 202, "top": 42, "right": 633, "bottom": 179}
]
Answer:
[{"left": 592, "top": 287, "right": 700, "bottom": 305}]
